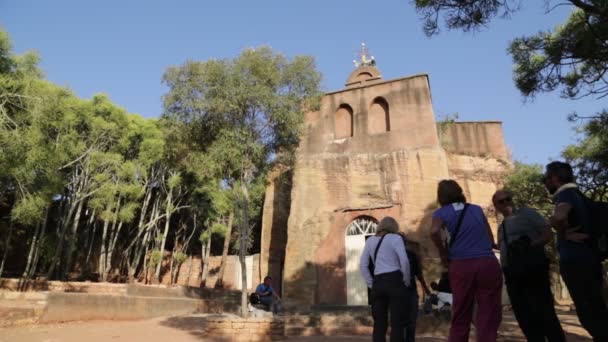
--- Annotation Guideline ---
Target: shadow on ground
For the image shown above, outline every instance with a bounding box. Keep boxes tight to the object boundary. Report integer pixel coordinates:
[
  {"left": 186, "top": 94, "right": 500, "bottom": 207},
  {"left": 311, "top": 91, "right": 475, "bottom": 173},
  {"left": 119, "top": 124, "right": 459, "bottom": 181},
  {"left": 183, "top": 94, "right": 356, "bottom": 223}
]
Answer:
[
  {"left": 157, "top": 309, "right": 592, "bottom": 342},
  {"left": 160, "top": 316, "right": 220, "bottom": 341}
]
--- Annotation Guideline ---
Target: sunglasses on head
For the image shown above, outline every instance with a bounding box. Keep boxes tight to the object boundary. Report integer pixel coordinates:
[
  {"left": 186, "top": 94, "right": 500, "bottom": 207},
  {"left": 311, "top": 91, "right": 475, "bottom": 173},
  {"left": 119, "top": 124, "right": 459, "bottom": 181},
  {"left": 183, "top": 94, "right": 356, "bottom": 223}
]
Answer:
[{"left": 497, "top": 197, "right": 512, "bottom": 204}]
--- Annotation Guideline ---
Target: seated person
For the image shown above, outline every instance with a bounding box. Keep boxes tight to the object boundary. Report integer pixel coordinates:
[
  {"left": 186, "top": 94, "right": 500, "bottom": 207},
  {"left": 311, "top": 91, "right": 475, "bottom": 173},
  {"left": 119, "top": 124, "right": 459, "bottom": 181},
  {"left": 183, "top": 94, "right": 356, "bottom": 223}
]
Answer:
[
  {"left": 255, "top": 276, "right": 281, "bottom": 311},
  {"left": 430, "top": 281, "right": 453, "bottom": 309}
]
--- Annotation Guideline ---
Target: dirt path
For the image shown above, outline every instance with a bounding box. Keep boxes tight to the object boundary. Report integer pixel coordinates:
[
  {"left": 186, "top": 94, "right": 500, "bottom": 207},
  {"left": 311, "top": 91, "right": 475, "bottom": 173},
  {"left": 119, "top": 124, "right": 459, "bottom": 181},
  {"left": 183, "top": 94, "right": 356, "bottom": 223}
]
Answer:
[{"left": 0, "top": 310, "right": 591, "bottom": 342}]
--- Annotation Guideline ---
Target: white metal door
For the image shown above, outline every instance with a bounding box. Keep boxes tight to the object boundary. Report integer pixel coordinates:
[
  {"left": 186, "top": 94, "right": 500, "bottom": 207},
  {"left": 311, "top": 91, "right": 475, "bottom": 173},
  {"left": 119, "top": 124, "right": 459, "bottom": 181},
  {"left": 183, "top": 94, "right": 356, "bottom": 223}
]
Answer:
[{"left": 346, "top": 234, "right": 368, "bottom": 305}]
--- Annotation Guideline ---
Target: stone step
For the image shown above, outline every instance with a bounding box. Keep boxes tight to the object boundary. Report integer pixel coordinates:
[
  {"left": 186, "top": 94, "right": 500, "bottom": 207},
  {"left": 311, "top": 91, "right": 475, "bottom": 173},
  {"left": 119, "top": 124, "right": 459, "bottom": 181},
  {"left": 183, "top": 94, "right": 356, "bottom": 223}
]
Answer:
[
  {"left": 0, "top": 290, "right": 48, "bottom": 302},
  {"left": 284, "top": 314, "right": 373, "bottom": 326},
  {"left": 285, "top": 325, "right": 373, "bottom": 337},
  {"left": 0, "top": 304, "right": 44, "bottom": 327}
]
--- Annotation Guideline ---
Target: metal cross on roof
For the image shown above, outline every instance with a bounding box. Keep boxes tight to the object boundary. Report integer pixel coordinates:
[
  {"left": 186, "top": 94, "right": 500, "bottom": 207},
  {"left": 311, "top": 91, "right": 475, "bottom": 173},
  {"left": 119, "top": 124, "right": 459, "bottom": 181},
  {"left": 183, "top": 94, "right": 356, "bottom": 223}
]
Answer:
[{"left": 353, "top": 42, "right": 376, "bottom": 68}]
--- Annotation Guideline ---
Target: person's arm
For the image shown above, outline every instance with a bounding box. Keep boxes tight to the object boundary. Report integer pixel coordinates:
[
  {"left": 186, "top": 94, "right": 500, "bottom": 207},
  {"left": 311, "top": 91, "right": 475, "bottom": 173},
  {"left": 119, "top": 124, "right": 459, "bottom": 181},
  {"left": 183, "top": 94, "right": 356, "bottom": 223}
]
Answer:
[
  {"left": 271, "top": 287, "right": 280, "bottom": 300},
  {"left": 532, "top": 224, "right": 553, "bottom": 246},
  {"left": 549, "top": 196, "right": 589, "bottom": 243},
  {"left": 395, "top": 236, "right": 411, "bottom": 287},
  {"left": 430, "top": 217, "right": 449, "bottom": 268},
  {"left": 525, "top": 208, "right": 553, "bottom": 246},
  {"left": 483, "top": 213, "right": 498, "bottom": 250},
  {"left": 255, "top": 285, "right": 265, "bottom": 296},
  {"left": 416, "top": 262, "right": 431, "bottom": 296},
  {"left": 549, "top": 202, "right": 571, "bottom": 237},
  {"left": 359, "top": 241, "right": 373, "bottom": 288}
]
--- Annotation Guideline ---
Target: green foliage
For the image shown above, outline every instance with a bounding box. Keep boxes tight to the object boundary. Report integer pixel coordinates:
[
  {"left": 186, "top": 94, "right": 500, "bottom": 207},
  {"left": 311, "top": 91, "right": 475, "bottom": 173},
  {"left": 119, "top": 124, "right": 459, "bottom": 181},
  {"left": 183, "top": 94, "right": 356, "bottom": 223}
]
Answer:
[
  {"left": 162, "top": 46, "right": 322, "bottom": 173},
  {"left": 414, "top": 0, "right": 519, "bottom": 36},
  {"left": 11, "top": 194, "right": 48, "bottom": 226},
  {"left": 148, "top": 250, "right": 163, "bottom": 268},
  {"left": 199, "top": 230, "right": 210, "bottom": 244},
  {"left": 504, "top": 162, "right": 553, "bottom": 217},
  {"left": 563, "top": 112, "right": 608, "bottom": 200},
  {"left": 436, "top": 112, "right": 459, "bottom": 148},
  {"left": 510, "top": 8, "right": 608, "bottom": 100},
  {"left": 0, "top": 28, "right": 321, "bottom": 284},
  {"left": 211, "top": 222, "right": 228, "bottom": 237},
  {"left": 413, "top": 1, "right": 608, "bottom": 101},
  {"left": 174, "top": 251, "right": 187, "bottom": 264}
]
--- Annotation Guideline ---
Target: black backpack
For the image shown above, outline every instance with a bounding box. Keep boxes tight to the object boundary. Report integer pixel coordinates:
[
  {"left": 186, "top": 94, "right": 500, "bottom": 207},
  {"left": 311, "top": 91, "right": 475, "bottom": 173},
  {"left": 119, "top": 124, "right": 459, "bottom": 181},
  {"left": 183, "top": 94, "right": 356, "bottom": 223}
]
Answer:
[
  {"left": 249, "top": 292, "right": 260, "bottom": 305},
  {"left": 577, "top": 190, "right": 608, "bottom": 260}
]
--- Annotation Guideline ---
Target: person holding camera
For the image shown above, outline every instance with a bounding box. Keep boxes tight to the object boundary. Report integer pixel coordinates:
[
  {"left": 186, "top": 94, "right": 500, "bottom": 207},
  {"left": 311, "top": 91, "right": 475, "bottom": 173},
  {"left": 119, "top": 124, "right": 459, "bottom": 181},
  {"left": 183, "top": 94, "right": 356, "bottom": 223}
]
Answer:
[{"left": 493, "top": 190, "right": 565, "bottom": 342}]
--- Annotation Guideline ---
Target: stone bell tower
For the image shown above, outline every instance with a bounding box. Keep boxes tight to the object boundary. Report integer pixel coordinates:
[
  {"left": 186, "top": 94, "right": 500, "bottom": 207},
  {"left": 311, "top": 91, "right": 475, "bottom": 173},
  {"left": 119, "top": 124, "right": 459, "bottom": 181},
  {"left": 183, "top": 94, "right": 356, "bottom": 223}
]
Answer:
[{"left": 259, "top": 44, "right": 510, "bottom": 307}]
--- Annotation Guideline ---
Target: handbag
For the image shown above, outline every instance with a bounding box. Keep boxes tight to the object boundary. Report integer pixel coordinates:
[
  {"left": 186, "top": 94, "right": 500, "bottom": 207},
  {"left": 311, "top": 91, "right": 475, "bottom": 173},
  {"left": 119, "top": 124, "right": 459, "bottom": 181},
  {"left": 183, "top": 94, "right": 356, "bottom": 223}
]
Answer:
[{"left": 501, "top": 219, "right": 548, "bottom": 278}]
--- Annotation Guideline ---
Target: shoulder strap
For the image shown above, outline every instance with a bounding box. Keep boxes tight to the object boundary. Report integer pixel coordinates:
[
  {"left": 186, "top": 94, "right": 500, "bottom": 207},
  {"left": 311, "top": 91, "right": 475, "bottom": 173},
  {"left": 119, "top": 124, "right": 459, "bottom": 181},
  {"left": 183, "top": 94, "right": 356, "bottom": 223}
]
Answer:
[
  {"left": 372, "top": 234, "right": 387, "bottom": 265},
  {"left": 501, "top": 219, "right": 509, "bottom": 245},
  {"left": 449, "top": 203, "right": 470, "bottom": 248}
]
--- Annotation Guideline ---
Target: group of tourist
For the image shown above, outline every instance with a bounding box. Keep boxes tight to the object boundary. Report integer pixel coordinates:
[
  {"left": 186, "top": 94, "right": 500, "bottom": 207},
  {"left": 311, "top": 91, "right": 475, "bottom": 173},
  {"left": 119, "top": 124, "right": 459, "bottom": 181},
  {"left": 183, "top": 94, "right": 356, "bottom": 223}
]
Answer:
[{"left": 359, "top": 161, "right": 608, "bottom": 342}]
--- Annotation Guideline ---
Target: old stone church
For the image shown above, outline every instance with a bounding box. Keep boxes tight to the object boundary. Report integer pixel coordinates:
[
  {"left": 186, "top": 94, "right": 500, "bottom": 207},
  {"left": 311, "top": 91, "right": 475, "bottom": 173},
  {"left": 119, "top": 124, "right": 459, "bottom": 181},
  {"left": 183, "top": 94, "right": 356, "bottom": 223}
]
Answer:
[{"left": 260, "top": 58, "right": 510, "bottom": 307}]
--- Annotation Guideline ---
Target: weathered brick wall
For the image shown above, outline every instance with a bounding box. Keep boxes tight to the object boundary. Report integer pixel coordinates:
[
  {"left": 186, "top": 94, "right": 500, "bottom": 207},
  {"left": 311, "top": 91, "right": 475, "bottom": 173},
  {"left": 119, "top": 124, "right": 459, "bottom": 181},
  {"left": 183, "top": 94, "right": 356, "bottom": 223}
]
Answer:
[{"left": 203, "top": 315, "right": 285, "bottom": 342}]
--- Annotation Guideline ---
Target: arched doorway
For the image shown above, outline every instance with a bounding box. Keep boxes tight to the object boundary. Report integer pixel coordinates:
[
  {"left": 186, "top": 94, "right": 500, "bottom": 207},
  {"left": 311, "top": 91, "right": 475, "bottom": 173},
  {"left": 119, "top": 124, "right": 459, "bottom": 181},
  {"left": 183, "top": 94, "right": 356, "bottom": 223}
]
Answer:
[{"left": 345, "top": 216, "right": 378, "bottom": 305}]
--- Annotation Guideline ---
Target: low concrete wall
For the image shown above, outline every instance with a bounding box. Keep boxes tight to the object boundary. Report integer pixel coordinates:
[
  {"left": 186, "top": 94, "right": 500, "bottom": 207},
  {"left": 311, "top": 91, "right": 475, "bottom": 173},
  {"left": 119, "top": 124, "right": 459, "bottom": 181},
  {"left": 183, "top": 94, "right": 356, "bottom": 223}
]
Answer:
[
  {"left": 40, "top": 292, "right": 200, "bottom": 323},
  {"left": 126, "top": 284, "right": 241, "bottom": 314},
  {"left": 0, "top": 278, "right": 126, "bottom": 295}
]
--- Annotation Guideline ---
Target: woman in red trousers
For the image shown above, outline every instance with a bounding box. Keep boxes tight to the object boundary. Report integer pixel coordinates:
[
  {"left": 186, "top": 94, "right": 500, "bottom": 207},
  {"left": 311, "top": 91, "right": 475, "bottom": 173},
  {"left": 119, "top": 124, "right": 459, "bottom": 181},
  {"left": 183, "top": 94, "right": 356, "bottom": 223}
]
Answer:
[{"left": 430, "top": 180, "right": 503, "bottom": 342}]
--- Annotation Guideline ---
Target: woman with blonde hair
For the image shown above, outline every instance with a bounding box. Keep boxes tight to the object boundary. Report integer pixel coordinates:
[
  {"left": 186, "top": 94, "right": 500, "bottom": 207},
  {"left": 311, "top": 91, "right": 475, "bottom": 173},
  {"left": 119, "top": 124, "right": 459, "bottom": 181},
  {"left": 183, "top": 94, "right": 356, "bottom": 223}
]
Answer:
[
  {"left": 360, "top": 216, "right": 411, "bottom": 342},
  {"left": 430, "top": 180, "right": 502, "bottom": 342}
]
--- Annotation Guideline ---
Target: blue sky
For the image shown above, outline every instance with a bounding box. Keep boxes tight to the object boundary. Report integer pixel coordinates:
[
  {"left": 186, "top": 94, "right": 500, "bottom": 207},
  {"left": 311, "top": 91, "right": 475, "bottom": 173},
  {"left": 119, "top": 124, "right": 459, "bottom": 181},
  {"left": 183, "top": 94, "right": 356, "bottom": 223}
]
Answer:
[{"left": 1, "top": 0, "right": 603, "bottom": 164}]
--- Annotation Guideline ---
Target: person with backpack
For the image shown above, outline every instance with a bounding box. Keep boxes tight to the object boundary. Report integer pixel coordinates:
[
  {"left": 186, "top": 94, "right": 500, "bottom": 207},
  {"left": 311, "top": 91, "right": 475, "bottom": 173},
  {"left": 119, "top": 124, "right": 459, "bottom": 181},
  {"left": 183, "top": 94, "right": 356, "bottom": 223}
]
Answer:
[
  {"left": 493, "top": 189, "right": 566, "bottom": 342},
  {"left": 544, "top": 161, "right": 608, "bottom": 341},
  {"left": 430, "top": 180, "right": 503, "bottom": 342},
  {"left": 359, "top": 216, "right": 411, "bottom": 342},
  {"left": 254, "top": 276, "right": 281, "bottom": 312}
]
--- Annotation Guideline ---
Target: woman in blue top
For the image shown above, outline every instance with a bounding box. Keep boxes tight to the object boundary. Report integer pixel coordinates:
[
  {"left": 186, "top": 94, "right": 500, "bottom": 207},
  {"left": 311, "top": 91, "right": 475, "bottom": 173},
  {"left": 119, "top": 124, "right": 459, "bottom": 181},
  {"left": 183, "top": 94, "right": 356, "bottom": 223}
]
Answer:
[{"left": 430, "top": 180, "right": 503, "bottom": 342}]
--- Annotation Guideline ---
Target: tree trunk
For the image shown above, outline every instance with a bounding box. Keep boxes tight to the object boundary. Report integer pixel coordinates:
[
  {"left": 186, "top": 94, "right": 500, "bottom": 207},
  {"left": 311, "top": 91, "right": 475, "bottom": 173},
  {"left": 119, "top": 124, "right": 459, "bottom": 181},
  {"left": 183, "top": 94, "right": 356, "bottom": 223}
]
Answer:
[
  {"left": 0, "top": 219, "right": 15, "bottom": 278},
  {"left": 62, "top": 198, "right": 84, "bottom": 280},
  {"left": 169, "top": 249, "right": 179, "bottom": 285},
  {"left": 201, "top": 230, "right": 212, "bottom": 287},
  {"left": 106, "top": 221, "right": 123, "bottom": 279},
  {"left": 84, "top": 215, "right": 97, "bottom": 274},
  {"left": 98, "top": 219, "right": 110, "bottom": 281},
  {"left": 215, "top": 212, "right": 234, "bottom": 288},
  {"left": 29, "top": 208, "right": 49, "bottom": 279},
  {"left": 22, "top": 220, "right": 42, "bottom": 280},
  {"left": 186, "top": 255, "right": 194, "bottom": 287},
  {"left": 129, "top": 192, "right": 157, "bottom": 283},
  {"left": 154, "top": 190, "right": 173, "bottom": 283},
  {"left": 239, "top": 183, "right": 250, "bottom": 317},
  {"left": 46, "top": 197, "right": 77, "bottom": 279}
]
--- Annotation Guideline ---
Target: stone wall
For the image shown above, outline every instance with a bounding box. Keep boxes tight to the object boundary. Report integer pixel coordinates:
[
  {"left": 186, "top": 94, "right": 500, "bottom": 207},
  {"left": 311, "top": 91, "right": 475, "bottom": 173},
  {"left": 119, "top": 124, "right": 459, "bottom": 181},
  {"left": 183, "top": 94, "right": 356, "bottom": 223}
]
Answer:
[
  {"left": 283, "top": 147, "right": 450, "bottom": 306},
  {"left": 446, "top": 153, "right": 510, "bottom": 231},
  {"left": 201, "top": 315, "right": 286, "bottom": 341},
  {"left": 260, "top": 167, "right": 292, "bottom": 296},
  {"left": 440, "top": 122, "right": 509, "bottom": 160},
  {"left": 159, "top": 254, "right": 260, "bottom": 290}
]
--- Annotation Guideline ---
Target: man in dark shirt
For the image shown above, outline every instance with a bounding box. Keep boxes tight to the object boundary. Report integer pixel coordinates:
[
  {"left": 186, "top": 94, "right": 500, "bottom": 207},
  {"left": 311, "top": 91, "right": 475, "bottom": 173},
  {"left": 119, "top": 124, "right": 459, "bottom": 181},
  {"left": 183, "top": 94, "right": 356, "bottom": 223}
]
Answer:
[{"left": 545, "top": 161, "right": 608, "bottom": 341}]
